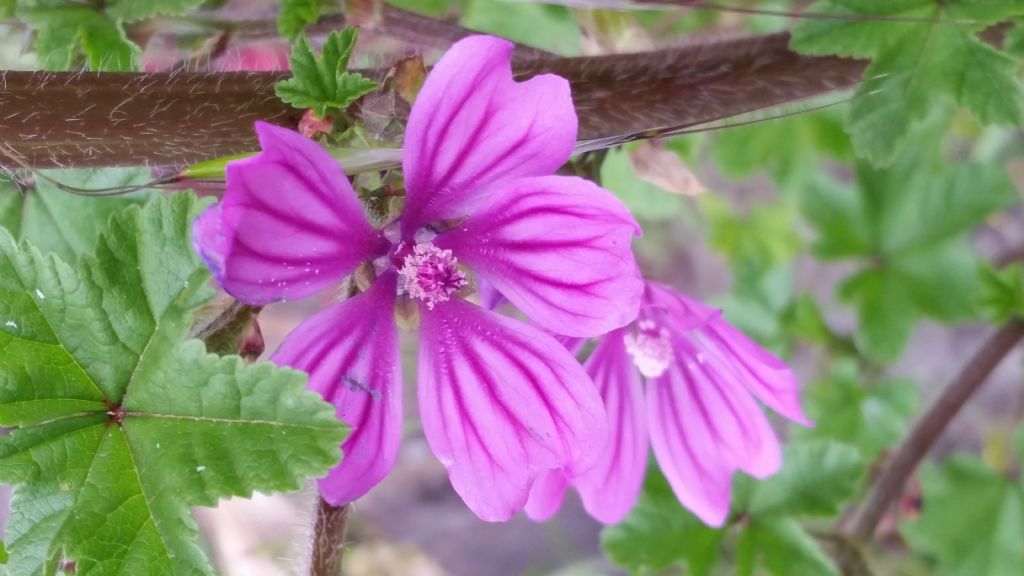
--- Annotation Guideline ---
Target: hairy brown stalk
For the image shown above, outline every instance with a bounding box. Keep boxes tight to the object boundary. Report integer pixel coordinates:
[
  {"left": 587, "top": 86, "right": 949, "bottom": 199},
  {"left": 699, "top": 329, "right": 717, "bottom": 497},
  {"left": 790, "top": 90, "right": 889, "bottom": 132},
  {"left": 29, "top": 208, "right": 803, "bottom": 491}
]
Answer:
[
  {"left": 624, "top": 0, "right": 987, "bottom": 25},
  {"left": 848, "top": 318, "right": 1024, "bottom": 544},
  {"left": 309, "top": 498, "right": 350, "bottom": 576},
  {"left": 191, "top": 300, "right": 263, "bottom": 358},
  {"left": 0, "top": 32, "right": 864, "bottom": 169}
]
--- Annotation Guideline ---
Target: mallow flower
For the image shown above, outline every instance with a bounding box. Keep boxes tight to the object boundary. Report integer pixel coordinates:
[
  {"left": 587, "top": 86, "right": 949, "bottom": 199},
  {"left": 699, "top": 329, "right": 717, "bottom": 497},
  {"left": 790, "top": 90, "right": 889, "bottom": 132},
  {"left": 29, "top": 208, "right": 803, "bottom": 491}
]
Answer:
[
  {"left": 524, "top": 281, "right": 811, "bottom": 527},
  {"left": 191, "top": 35, "right": 644, "bottom": 521}
]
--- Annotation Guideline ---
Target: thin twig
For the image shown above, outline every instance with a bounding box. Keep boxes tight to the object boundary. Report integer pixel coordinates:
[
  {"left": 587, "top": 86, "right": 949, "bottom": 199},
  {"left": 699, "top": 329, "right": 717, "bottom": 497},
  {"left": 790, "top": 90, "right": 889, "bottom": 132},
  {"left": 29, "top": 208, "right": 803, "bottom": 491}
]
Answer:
[
  {"left": 309, "top": 498, "right": 350, "bottom": 576},
  {"left": 849, "top": 318, "right": 1024, "bottom": 542}
]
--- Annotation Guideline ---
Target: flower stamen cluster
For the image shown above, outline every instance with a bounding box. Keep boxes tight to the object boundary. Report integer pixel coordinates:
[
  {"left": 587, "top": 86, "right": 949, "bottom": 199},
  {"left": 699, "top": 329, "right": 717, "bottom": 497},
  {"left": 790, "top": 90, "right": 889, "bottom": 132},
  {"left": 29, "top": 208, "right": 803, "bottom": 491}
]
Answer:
[
  {"left": 397, "top": 243, "right": 468, "bottom": 309},
  {"left": 624, "top": 320, "right": 673, "bottom": 378}
]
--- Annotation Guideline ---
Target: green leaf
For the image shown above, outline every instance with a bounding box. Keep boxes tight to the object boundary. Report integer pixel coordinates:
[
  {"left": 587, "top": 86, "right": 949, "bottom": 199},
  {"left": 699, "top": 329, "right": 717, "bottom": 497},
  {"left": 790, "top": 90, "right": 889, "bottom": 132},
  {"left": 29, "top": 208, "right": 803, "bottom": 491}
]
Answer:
[
  {"left": 801, "top": 178, "right": 872, "bottom": 259},
  {"left": 798, "top": 360, "right": 918, "bottom": 459},
  {"left": 792, "top": 0, "right": 1024, "bottom": 164},
  {"left": 703, "top": 196, "right": 802, "bottom": 276},
  {"left": 0, "top": 540, "right": 7, "bottom": 564},
  {"left": 16, "top": 3, "right": 139, "bottom": 71},
  {"left": 804, "top": 153, "right": 1013, "bottom": 359},
  {"left": 713, "top": 110, "right": 851, "bottom": 188},
  {"left": 0, "top": 194, "right": 345, "bottom": 575},
  {"left": 841, "top": 267, "right": 917, "bottom": 362},
  {"left": 602, "top": 468, "right": 722, "bottom": 575},
  {"left": 104, "top": 0, "right": 206, "bottom": 21},
  {"left": 747, "top": 441, "right": 864, "bottom": 518},
  {"left": 1007, "top": 21, "right": 1024, "bottom": 57},
  {"left": 737, "top": 517, "right": 839, "bottom": 576},
  {"left": 903, "top": 455, "right": 1024, "bottom": 576},
  {"left": 275, "top": 29, "right": 379, "bottom": 117},
  {"left": 462, "top": 0, "right": 581, "bottom": 55},
  {"left": 600, "top": 148, "right": 684, "bottom": 222},
  {"left": 893, "top": 242, "right": 980, "bottom": 322},
  {"left": 0, "top": 169, "right": 152, "bottom": 263},
  {"left": 980, "top": 263, "right": 1024, "bottom": 323},
  {"left": 278, "top": 0, "right": 320, "bottom": 38}
]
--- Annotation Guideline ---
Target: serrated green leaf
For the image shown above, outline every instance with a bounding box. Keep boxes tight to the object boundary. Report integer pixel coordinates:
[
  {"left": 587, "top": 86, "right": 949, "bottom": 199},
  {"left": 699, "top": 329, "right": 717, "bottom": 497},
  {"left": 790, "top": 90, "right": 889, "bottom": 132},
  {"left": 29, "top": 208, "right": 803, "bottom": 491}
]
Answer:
[
  {"left": 804, "top": 152, "right": 1013, "bottom": 358},
  {"left": 278, "top": 0, "right": 320, "bottom": 38},
  {"left": 737, "top": 517, "right": 839, "bottom": 576},
  {"left": 0, "top": 169, "right": 152, "bottom": 263},
  {"left": 903, "top": 455, "right": 1024, "bottom": 576},
  {"left": 747, "top": 441, "right": 864, "bottom": 518},
  {"left": 792, "top": 0, "right": 1024, "bottom": 164},
  {"left": 602, "top": 468, "right": 722, "bottom": 575},
  {"left": 275, "top": 29, "right": 379, "bottom": 117},
  {"left": 17, "top": 3, "right": 139, "bottom": 71},
  {"left": 842, "top": 268, "right": 917, "bottom": 362},
  {"left": 0, "top": 194, "right": 345, "bottom": 575},
  {"left": 798, "top": 360, "right": 918, "bottom": 459},
  {"left": 801, "top": 178, "right": 872, "bottom": 259}
]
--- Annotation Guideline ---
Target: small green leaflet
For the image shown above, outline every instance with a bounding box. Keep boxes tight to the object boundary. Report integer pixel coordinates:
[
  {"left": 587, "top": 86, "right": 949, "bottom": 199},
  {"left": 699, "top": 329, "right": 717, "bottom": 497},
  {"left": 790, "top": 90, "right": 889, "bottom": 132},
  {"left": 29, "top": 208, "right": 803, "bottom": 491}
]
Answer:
[
  {"left": 0, "top": 169, "right": 151, "bottom": 264},
  {"left": 791, "top": 0, "right": 1024, "bottom": 164},
  {"left": 979, "top": 263, "right": 1024, "bottom": 323},
  {"left": 279, "top": 0, "right": 321, "bottom": 39},
  {"left": 275, "top": 29, "right": 379, "bottom": 118},
  {"left": 0, "top": 194, "right": 345, "bottom": 575},
  {"left": 903, "top": 453, "right": 1024, "bottom": 576}
]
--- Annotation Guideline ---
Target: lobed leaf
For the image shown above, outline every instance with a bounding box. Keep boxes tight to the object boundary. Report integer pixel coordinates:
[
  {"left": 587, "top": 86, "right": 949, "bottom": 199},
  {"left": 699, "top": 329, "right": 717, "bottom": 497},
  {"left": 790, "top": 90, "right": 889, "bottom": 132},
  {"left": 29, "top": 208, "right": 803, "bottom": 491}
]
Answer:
[
  {"left": 274, "top": 30, "right": 379, "bottom": 118},
  {"left": 0, "top": 194, "right": 345, "bottom": 575}
]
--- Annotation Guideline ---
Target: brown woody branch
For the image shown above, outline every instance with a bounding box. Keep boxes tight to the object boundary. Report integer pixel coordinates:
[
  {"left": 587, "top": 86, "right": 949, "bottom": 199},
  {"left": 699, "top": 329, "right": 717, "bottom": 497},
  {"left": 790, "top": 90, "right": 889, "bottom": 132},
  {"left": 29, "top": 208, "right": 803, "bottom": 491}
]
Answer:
[{"left": 847, "top": 319, "right": 1024, "bottom": 544}]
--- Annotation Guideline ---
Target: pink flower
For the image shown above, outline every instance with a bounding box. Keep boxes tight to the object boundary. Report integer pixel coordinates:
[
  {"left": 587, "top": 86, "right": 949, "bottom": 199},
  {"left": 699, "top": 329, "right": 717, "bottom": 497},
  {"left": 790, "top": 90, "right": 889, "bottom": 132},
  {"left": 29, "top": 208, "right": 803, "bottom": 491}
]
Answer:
[
  {"left": 191, "top": 36, "right": 644, "bottom": 521},
  {"left": 524, "top": 282, "right": 811, "bottom": 527}
]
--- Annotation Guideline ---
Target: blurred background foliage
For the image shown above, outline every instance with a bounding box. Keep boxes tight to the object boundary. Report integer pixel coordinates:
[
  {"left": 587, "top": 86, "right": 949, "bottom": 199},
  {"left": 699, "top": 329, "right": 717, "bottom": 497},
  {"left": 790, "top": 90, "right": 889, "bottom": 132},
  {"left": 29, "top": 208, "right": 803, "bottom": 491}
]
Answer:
[{"left": 1, "top": 0, "right": 1024, "bottom": 575}]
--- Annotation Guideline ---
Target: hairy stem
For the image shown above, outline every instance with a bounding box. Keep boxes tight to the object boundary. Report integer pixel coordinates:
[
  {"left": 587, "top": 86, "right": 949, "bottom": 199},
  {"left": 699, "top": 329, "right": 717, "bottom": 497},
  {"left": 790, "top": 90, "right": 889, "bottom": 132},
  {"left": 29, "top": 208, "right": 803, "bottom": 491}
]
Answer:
[
  {"left": 0, "top": 33, "right": 863, "bottom": 169},
  {"left": 849, "top": 318, "right": 1024, "bottom": 541},
  {"left": 310, "top": 498, "right": 350, "bottom": 576}
]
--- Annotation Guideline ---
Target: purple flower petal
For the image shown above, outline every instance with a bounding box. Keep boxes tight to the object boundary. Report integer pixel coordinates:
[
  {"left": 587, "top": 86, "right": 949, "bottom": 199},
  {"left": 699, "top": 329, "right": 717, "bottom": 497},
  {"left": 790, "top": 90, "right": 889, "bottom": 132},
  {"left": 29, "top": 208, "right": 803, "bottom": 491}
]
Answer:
[
  {"left": 417, "top": 298, "right": 607, "bottom": 521},
  {"left": 401, "top": 36, "right": 577, "bottom": 233},
  {"left": 647, "top": 282, "right": 810, "bottom": 425},
  {"left": 647, "top": 334, "right": 782, "bottom": 527},
  {"left": 193, "top": 122, "right": 388, "bottom": 304},
  {"left": 644, "top": 281, "right": 721, "bottom": 330},
  {"left": 574, "top": 329, "right": 649, "bottom": 525},
  {"left": 524, "top": 470, "right": 569, "bottom": 522},
  {"left": 704, "top": 318, "right": 812, "bottom": 426},
  {"left": 271, "top": 273, "right": 402, "bottom": 505},
  {"left": 436, "top": 176, "right": 643, "bottom": 337}
]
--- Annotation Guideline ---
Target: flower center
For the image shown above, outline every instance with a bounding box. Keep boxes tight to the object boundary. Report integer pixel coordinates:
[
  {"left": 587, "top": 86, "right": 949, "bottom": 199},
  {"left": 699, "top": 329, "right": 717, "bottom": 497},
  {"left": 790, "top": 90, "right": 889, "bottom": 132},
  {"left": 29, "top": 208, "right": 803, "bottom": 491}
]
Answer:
[
  {"left": 624, "top": 320, "right": 673, "bottom": 378},
  {"left": 397, "top": 243, "right": 468, "bottom": 309}
]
